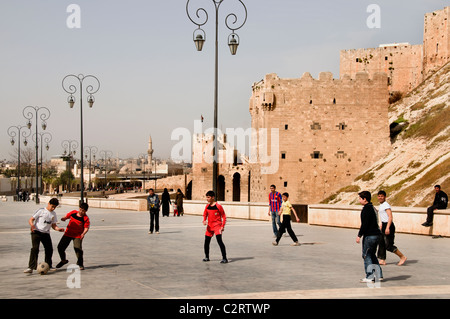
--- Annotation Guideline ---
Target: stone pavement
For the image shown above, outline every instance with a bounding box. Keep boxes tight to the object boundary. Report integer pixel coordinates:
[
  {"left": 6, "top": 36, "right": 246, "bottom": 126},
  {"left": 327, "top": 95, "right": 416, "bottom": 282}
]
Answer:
[{"left": 1, "top": 198, "right": 450, "bottom": 302}]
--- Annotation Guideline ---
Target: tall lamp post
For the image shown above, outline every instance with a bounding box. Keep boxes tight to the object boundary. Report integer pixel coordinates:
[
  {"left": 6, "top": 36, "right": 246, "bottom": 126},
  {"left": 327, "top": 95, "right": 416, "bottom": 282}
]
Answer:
[
  {"left": 99, "top": 150, "right": 112, "bottom": 190},
  {"left": 139, "top": 153, "right": 147, "bottom": 192},
  {"left": 7, "top": 125, "right": 31, "bottom": 193},
  {"left": 84, "top": 146, "right": 98, "bottom": 191},
  {"left": 186, "top": 0, "right": 247, "bottom": 194},
  {"left": 23, "top": 106, "right": 51, "bottom": 204},
  {"left": 61, "top": 139, "right": 79, "bottom": 189},
  {"left": 62, "top": 74, "right": 100, "bottom": 203},
  {"left": 33, "top": 132, "right": 52, "bottom": 194}
]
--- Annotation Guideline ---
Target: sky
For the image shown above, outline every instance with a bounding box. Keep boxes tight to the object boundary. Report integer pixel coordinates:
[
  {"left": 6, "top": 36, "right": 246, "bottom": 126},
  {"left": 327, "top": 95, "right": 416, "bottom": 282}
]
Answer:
[{"left": 0, "top": 0, "right": 447, "bottom": 163}]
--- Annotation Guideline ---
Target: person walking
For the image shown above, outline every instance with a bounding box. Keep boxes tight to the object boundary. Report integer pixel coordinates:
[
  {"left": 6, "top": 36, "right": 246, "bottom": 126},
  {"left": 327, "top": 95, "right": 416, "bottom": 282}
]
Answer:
[
  {"left": 376, "top": 191, "right": 407, "bottom": 266},
  {"left": 356, "top": 191, "right": 383, "bottom": 283},
  {"left": 147, "top": 188, "right": 160, "bottom": 234},
  {"left": 24, "top": 198, "right": 64, "bottom": 273},
  {"left": 268, "top": 185, "right": 282, "bottom": 237},
  {"left": 176, "top": 189, "right": 185, "bottom": 216},
  {"left": 422, "top": 185, "right": 448, "bottom": 227},
  {"left": 272, "top": 192, "right": 300, "bottom": 246},
  {"left": 56, "top": 202, "right": 90, "bottom": 270},
  {"left": 161, "top": 188, "right": 171, "bottom": 217},
  {"left": 202, "top": 190, "right": 228, "bottom": 263}
]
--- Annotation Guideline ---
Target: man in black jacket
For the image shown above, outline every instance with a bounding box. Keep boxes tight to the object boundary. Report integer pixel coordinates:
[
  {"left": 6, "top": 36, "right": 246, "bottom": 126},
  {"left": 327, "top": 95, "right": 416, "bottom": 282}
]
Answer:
[
  {"left": 422, "top": 185, "right": 448, "bottom": 227},
  {"left": 356, "top": 191, "right": 383, "bottom": 284}
]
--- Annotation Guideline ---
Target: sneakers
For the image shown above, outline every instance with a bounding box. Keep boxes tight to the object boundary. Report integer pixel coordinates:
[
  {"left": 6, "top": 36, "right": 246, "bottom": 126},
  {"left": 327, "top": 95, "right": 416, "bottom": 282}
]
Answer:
[
  {"left": 360, "top": 277, "right": 384, "bottom": 283},
  {"left": 23, "top": 268, "right": 33, "bottom": 274},
  {"left": 421, "top": 222, "right": 433, "bottom": 227},
  {"left": 56, "top": 260, "right": 69, "bottom": 269},
  {"left": 272, "top": 241, "right": 278, "bottom": 246},
  {"left": 291, "top": 242, "right": 301, "bottom": 246},
  {"left": 203, "top": 258, "right": 228, "bottom": 263}
]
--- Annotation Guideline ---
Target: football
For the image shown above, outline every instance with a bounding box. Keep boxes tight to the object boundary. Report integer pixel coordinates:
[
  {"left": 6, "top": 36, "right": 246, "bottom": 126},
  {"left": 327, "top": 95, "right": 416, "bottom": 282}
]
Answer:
[{"left": 37, "top": 262, "right": 50, "bottom": 275}]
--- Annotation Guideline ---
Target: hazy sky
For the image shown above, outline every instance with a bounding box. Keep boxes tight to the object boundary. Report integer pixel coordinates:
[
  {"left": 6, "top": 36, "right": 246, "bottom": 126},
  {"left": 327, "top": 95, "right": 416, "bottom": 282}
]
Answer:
[{"left": 0, "top": 0, "right": 446, "bottom": 163}]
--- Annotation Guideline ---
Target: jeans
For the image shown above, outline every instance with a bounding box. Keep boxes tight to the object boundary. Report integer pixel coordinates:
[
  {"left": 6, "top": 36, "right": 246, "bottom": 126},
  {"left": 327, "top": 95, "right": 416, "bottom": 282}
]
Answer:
[
  {"left": 28, "top": 231, "right": 53, "bottom": 269},
  {"left": 362, "top": 235, "right": 383, "bottom": 279},
  {"left": 377, "top": 223, "right": 397, "bottom": 260},
  {"left": 57, "top": 235, "right": 84, "bottom": 266},
  {"left": 149, "top": 210, "right": 159, "bottom": 232},
  {"left": 426, "top": 205, "right": 440, "bottom": 223},
  {"left": 270, "top": 211, "right": 281, "bottom": 236},
  {"left": 275, "top": 214, "right": 298, "bottom": 243}
]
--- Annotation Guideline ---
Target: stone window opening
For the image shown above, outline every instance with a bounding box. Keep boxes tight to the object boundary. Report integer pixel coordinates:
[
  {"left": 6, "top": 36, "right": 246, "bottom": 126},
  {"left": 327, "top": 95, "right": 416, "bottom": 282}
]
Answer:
[
  {"left": 285, "top": 124, "right": 288, "bottom": 130},
  {"left": 284, "top": 181, "right": 288, "bottom": 187},
  {"left": 281, "top": 152, "right": 286, "bottom": 159},
  {"left": 311, "top": 151, "right": 323, "bottom": 159},
  {"left": 311, "top": 122, "right": 321, "bottom": 130},
  {"left": 336, "top": 122, "right": 347, "bottom": 130}
]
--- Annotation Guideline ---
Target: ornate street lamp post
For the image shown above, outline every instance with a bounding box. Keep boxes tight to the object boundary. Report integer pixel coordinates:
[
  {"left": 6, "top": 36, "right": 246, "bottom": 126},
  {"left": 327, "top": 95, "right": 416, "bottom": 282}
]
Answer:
[
  {"left": 33, "top": 132, "right": 52, "bottom": 194},
  {"left": 99, "top": 150, "right": 112, "bottom": 191},
  {"left": 62, "top": 74, "right": 100, "bottom": 203},
  {"left": 186, "top": 0, "right": 247, "bottom": 194},
  {"left": 139, "top": 153, "right": 148, "bottom": 192},
  {"left": 84, "top": 146, "right": 98, "bottom": 191},
  {"left": 7, "top": 125, "right": 31, "bottom": 193},
  {"left": 23, "top": 106, "right": 51, "bottom": 203},
  {"left": 61, "top": 139, "right": 79, "bottom": 187}
]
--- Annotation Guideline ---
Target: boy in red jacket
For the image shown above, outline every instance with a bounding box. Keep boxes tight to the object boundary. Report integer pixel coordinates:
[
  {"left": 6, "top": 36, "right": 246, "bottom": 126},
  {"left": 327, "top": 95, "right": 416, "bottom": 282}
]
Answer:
[
  {"left": 56, "top": 202, "right": 90, "bottom": 270},
  {"left": 202, "top": 190, "right": 228, "bottom": 263}
]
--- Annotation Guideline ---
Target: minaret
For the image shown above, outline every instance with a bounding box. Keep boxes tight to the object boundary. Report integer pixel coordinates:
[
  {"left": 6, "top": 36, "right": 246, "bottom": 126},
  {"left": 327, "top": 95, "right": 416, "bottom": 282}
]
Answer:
[{"left": 148, "top": 135, "right": 154, "bottom": 164}]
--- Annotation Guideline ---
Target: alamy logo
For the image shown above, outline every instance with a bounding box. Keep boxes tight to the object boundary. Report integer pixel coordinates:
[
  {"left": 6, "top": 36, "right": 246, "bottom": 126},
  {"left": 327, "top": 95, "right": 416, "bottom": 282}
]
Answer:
[
  {"left": 66, "top": 4, "right": 81, "bottom": 29},
  {"left": 66, "top": 264, "right": 81, "bottom": 288},
  {"left": 366, "top": 4, "right": 381, "bottom": 29}
]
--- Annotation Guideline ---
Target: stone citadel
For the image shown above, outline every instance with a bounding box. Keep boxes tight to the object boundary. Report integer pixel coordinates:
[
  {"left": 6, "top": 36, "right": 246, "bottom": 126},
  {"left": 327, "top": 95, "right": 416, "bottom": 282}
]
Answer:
[{"left": 190, "top": 6, "right": 449, "bottom": 204}]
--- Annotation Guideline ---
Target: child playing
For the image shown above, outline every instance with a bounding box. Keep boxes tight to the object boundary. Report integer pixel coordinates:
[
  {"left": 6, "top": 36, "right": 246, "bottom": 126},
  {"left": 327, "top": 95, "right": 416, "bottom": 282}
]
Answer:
[
  {"left": 272, "top": 192, "right": 300, "bottom": 246},
  {"left": 202, "top": 190, "right": 228, "bottom": 263}
]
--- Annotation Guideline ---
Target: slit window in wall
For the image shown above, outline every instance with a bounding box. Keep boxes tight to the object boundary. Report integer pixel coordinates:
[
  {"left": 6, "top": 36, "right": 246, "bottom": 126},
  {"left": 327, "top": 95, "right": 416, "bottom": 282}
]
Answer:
[
  {"left": 285, "top": 124, "right": 288, "bottom": 130},
  {"left": 281, "top": 152, "right": 286, "bottom": 159},
  {"left": 311, "top": 122, "right": 321, "bottom": 130},
  {"left": 311, "top": 151, "right": 323, "bottom": 159},
  {"left": 333, "top": 98, "right": 336, "bottom": 104},
  {"left": 284, "top": 181, "right": 288, "bottom": 187},
  {"left": 336, "top": 122, "right": 347, "bottom": 130}
]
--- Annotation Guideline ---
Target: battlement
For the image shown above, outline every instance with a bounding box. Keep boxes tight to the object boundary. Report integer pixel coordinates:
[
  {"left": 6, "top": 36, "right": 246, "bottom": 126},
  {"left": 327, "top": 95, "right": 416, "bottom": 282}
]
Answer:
[
  {"left": 253, "top": 71, "right": 387, "bottom": 89},
  {"left": 250, "top": 71, "right": 388, "bottom": 113}
]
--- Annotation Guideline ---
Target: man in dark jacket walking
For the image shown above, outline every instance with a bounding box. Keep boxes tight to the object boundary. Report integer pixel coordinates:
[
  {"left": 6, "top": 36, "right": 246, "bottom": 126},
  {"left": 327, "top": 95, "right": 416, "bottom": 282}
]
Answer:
[
  {"left": 356, "top": 191, "right": 383, "bottom": 284},
  {"left": 422, "top": 185, "right": 448, "bottom": 227}
]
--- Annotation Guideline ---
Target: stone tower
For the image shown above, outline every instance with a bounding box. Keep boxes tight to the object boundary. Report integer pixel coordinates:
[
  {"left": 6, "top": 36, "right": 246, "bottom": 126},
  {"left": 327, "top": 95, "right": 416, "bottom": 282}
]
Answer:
[
  {"left": 248, "top": 71, "right": 390, "bottom": 204},
  {"left": 423, "top": 6, "right": 450, "bottom": 77},
  {"left": 147, "top": 135, "right": 153, "bottom": 164}
]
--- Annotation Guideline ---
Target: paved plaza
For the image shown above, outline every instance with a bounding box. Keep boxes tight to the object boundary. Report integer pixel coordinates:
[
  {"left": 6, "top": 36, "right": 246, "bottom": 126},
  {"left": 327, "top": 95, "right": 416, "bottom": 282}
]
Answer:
[{"left": 1, "top": 198, "right": 450, "bottom": 302}]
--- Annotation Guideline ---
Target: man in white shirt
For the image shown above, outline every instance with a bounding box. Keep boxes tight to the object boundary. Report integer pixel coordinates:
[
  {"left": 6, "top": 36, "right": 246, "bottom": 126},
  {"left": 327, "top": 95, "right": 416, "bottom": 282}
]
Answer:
[
  {"left": 24, "top": 198, "right": 65, "bottom": 273},
  {"left": 376, "top": 191, "right": 407, "bottom": 266}
]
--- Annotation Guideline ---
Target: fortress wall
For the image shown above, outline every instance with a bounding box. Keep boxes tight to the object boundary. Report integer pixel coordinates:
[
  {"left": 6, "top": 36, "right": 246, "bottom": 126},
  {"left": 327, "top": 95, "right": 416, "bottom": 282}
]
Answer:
[{"left": 249, "top": 71, "right": 390, "bottom": 204}]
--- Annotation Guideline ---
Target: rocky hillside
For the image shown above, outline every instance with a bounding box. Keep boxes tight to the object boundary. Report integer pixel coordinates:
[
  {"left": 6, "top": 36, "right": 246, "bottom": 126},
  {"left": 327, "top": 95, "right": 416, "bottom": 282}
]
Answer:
[{"left": 322, "top": 62, "right": 450, "bottom": 207}]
